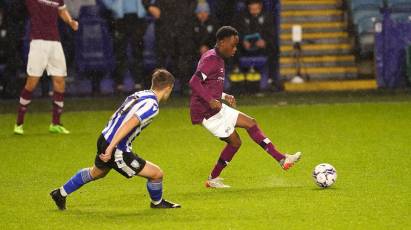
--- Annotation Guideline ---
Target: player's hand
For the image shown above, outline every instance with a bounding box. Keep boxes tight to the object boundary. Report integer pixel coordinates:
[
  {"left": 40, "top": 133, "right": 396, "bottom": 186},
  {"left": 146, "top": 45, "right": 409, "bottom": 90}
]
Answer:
[
  {"left": 223, "top": 94, "right": 236, "bottom": 108},
  {"left": 69, "top": 20, "right": 79, "bottom": 31},
  {"left": 148, "top": 6, "right": 161, "bottom": 19},
  {"left": 99, "top": 146, "right": 114, "bottom": 163},
  {"left": 209, "top": 99, "right": 222, "bottom": 111}
]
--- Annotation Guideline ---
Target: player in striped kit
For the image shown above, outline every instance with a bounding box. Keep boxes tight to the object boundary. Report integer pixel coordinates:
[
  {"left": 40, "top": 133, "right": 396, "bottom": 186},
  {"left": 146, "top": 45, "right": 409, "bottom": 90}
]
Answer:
[{"left": 50, "top": 69, "right": 181, "bottom": 209}]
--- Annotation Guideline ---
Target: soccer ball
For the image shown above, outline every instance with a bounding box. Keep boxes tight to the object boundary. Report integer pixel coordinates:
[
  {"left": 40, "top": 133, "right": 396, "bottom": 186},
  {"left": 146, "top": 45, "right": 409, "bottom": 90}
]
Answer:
[{"left": 312, "top": 163, "right": 337, "bottom": 188}]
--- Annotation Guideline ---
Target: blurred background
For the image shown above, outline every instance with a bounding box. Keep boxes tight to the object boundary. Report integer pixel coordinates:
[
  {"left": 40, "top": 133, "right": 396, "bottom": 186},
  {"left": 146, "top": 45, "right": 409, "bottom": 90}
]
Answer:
[{"left": 0, "top": 0, "right": 411, "bottom": 98}]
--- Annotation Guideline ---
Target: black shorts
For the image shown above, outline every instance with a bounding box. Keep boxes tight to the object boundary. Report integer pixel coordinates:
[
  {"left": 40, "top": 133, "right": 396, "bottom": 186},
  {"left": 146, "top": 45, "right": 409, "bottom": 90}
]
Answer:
[{"left": 95, "top": 134, "right": 146, "bottom": 178}]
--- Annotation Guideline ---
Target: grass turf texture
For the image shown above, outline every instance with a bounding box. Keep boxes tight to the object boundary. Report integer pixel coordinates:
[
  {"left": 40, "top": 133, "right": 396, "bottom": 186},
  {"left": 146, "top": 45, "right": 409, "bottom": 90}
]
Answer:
[{"left": 0, "top": 94, "right": 410, "bottom": 229}]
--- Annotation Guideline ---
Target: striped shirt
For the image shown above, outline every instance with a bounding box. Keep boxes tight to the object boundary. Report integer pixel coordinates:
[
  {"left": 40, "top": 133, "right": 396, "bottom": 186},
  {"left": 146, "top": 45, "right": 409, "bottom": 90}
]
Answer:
[{"left": 102, "top": 90, "right": 159, "bottom": 152}]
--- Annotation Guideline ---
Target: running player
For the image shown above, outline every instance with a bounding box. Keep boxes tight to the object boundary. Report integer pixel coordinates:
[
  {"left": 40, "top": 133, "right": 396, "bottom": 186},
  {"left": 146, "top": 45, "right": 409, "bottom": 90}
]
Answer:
[
  {"left": 14, "top": 0, "right": 78, "bottom": 135},
  {"left": 189, "top": 26, "right": 301, "bottom": 188},
  {"left": 50, "top": 69, "right": 181, "bottom": 209}
]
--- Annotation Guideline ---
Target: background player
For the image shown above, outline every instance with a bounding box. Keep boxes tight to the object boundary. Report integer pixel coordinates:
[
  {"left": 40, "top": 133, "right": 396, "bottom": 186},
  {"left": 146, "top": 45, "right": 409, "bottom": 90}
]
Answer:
[
  {"left": 14, "top": 0, "right": 78, "bottom": 135},
  {"left": 50, "top": 69, "right": 181, "bottom": 209},
  {"left": 189, "top": 26, "right": 301, "bottom": 188}
]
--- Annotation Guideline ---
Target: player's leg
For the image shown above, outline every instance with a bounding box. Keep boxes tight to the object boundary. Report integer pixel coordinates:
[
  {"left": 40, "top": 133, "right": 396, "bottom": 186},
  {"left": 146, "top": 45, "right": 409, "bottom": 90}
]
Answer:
[
  {"left": 14, "top": 76, "right": 41, "bottom": 134},
  {"left": 48, "top": 76, "right": 70, "bottom": 133},
  {"left": 212, "top": 132, "right": 242, "bottom": 179},
  {"left": 15, "top": 40, "right": 48, "bottom": 134},
  {"left": 206, "top": 131, "right": 241, "bottom": 188},
  {"left": 202, "top": 104, "right": 241, "bottom": 188},
  {"left": 50, "top": 166, "right": 110, "bottom": 210},
  {"left": 48, "top": 41, "right": 69, "bottom": 134},
  {"left": 61, "top": 166, "right": 109, "bottom": 195},
  {"left": 236, "top": 113, "right": 301, "bottom": 170},
  {"left": 138, "top": 161, "right": 181, "bottom": 208}
]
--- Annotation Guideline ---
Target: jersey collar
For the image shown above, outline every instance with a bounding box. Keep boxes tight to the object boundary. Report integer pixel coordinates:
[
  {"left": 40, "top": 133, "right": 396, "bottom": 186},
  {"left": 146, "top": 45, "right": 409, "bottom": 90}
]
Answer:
[{"left": 149, "top": 90, "right": 159, "bottom": 103}]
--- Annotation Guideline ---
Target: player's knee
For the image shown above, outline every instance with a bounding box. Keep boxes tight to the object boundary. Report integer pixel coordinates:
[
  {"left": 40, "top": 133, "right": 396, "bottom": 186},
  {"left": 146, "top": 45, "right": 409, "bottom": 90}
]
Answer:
[
  {"left": 53, "top": 79, "right": 65, "bottom": 92},
  {"left": 95, "top": 172, "right": 107, "bottom": 179},
  {"left": 152, "top": 168, "right": 164, "bottom": 181},
  {"left": 24, "top": 82, "right": 37, "bottom": 92},
  {"left": 90, "top": 167, "right": 107, "bottom": 180},
  {"left": 231, "top": 139, "right": 242, "bottom": 148},
  {"left": 249, "top": 117, "right": 257, "bottom": 127}
]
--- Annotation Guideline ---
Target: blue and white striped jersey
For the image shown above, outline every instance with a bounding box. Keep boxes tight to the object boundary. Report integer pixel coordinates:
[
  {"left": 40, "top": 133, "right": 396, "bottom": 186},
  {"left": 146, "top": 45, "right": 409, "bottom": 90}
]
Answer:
[{"left": 102, "top": 90, "right": 159, "bottom": 152}]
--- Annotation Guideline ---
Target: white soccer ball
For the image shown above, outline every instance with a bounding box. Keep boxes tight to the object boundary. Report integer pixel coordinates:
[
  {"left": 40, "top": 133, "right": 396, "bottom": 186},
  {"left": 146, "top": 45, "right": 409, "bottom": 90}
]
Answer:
[{"left": 312, "top": 163, "right": 337, "bottom": 188}]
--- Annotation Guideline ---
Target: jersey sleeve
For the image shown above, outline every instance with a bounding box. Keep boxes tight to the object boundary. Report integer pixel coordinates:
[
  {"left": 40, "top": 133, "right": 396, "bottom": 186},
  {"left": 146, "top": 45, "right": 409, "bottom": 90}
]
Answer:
[
  {"left": 196, "top": 55, "right": 218, "bottom": 79},
  {"left": 134, "top": 99, "right": 158, "bottom": 122}
]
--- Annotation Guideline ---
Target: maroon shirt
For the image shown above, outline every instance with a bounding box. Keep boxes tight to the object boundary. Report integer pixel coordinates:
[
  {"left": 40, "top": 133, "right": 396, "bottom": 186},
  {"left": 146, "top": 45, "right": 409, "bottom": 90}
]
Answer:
[
  {"left": 26, "top": 0, "right": 65, "bottom": 41},
  {"left": 189, "top": 49, "right": 225, "bottom": 124}
]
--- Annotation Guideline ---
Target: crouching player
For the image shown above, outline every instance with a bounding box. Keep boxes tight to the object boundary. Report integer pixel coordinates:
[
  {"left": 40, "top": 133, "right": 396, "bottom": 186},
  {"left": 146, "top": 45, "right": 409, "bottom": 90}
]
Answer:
[{"left": 50, "top": 69, "right": 181, "bottom": 209}]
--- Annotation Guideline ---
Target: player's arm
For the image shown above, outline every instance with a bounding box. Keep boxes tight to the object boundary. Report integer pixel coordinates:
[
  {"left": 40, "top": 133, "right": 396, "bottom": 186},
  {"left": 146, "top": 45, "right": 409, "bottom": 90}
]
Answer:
[
  {"left": 58, "top": 6, "right": 78, "bottom": 31},
  {"left": 99, "top": 116, "right": 140, "bottom": 162},
  {"left": 189, "top": 73, "right": 222, "bottom": 110},
  {"left": 221, "top": 92, "right": 236, "bottom": 108}
]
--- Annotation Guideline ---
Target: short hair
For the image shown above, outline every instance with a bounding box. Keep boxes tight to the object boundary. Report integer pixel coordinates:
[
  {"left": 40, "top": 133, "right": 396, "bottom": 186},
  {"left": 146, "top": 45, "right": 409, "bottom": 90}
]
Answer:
[
  {"left": 246, "top": 0, "right": 263, "bottom": 5},
  {"left": 216, "top": 26, "right": 239, "bottom": 41},
  {"left": 151, "top": 69, "right": 175, "bottom": 90}
]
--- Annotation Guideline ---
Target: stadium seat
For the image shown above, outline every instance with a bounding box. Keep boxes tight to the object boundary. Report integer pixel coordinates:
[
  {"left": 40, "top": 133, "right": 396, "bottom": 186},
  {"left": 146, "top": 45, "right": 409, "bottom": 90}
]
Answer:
[
  {"left": 388, "top": 0, "right": 411, "bottom": 12},
  {"left": 239, "top": 56, "right": 267, "bottom": 69},
  {"left": 350, "top": 0, "right": 383, "bottom": 11},
  {"left": 75, "top": 6, "right": 114, "bottom": 73},
  {"left": 353, "top": 9, "right": 381, "bottom": 25},
  {"left": 358, "top": 34, "right": 375, "bottom": 56},
  {"left": 391, "top": 12, "right": 411, "bottom": 22},
  {"left": 357, "top": 16, "right": 381, "bottom": 34},
  {"left": 357, "top": 16, "right": 382, "bottom": 56},
  {"left": 238, "top": 56, "right": 269, "bottom": 89}
]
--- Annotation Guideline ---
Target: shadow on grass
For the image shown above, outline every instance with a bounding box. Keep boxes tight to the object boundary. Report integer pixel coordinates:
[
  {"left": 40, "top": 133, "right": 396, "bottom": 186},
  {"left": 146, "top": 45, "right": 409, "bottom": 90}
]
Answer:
[
  {"left": 49, "top": 207, "right": 209, "bottom": 223},
  {"left": 310, "top": 186, "right": 339, "bottom": 191},
  {"left": 180, "top": 185, "right": 308, "bottom": 199},
  {"left": 45, "top": 185, "right": 340, "bottom": 222}
]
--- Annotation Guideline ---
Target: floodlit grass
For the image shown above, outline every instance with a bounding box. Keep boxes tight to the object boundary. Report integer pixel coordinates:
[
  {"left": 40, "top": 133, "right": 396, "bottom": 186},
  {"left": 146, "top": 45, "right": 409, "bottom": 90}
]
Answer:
[{"left": 0, "top": 99, "right": 410, "bottom": 229}]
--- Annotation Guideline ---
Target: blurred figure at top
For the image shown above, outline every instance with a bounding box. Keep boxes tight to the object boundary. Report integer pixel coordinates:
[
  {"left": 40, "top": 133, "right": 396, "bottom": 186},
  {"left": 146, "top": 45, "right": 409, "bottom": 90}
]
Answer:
[
  {"left": 102, "top": 0, "right": 156, "bottom": 93},
  {"left": 148, "top": 0, "right": 197, "bottom": 95},
  {"left": 191, "top": 1, "right": 219, "bottom": 57},
  {"left": 234, "top": 0, "right": 282, "bottom": 92}
]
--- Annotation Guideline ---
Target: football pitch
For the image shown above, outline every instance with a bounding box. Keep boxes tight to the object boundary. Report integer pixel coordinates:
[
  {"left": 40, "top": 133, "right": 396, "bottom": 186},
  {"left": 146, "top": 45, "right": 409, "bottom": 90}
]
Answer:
[{"left": 0, "top": 93, "right": 410, "bottom": 229}]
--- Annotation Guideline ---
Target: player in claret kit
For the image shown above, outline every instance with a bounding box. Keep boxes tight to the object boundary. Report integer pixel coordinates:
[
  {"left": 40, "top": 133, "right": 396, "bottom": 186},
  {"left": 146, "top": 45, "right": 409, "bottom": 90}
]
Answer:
[
  {"left": 189, "top": 26, "right": 302, "bottom": 188},
  {"left": 14, "top": 0, "right": 79, "bottom": 135},
  {"left": 50, "top": 69, "right": 181, "bottom": 210}
]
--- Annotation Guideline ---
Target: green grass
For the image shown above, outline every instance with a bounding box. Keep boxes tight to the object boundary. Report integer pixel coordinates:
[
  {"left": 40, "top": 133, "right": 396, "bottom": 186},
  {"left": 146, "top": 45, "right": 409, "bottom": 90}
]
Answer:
[{"left": 0, "top": 100, "right": 410, "bottom": 229}]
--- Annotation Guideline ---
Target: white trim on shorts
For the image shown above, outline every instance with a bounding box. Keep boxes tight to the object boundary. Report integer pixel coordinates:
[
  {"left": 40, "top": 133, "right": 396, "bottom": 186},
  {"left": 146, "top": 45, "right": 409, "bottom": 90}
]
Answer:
[
  {"left": 26, "top": 39, "right": 67, "bottom": 77},
  {"left": 202, "top": 104, "right": 240, "bottom": 138}
]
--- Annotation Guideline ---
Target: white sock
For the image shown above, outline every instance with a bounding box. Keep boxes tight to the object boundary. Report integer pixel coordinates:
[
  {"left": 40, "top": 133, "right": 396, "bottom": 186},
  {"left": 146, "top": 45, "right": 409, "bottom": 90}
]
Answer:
[
  {"left": 152, "top": 199, "right": 162, "bottom": 205},
  {"left": 60, "top": 187, "right": 68, "bottom": 197}
]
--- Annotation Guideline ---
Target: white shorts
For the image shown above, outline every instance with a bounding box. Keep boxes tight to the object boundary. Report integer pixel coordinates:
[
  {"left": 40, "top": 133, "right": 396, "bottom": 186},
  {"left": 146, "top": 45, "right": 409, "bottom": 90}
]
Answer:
[
  {"left": 27, "top": 40, "right": 67, "bottom": 77},
  {"left": 202, "top": 104, "right": 240, "bottom": 138}
]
